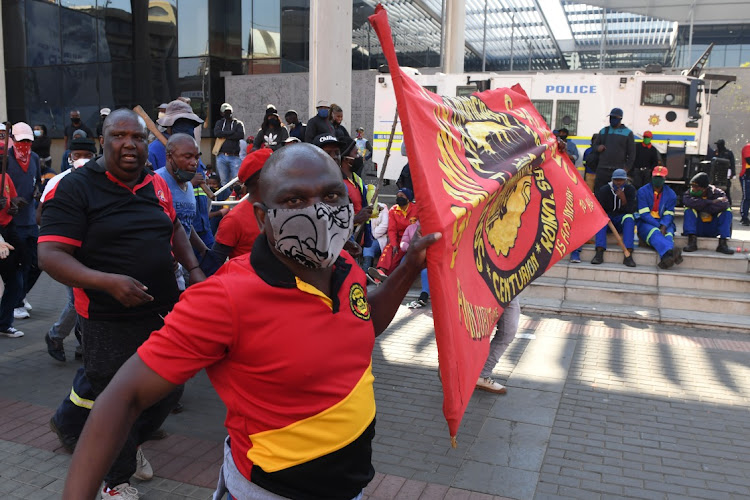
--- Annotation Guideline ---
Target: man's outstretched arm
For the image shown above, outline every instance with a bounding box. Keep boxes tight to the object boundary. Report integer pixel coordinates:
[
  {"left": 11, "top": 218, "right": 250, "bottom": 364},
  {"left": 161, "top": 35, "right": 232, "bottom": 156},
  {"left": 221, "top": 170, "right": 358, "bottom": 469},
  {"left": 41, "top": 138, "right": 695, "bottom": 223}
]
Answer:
[
  {"left": 63, "top": 355, "right": 176, "bottom": 500},
  {"left": 369, "top": 232, "right": 441, "bottom": 336}
]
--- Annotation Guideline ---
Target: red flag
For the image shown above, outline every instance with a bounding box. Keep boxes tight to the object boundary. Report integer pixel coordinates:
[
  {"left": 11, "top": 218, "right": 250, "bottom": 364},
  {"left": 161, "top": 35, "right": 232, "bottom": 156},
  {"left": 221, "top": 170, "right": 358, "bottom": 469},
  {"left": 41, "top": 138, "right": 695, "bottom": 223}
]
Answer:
[{"left": 369, "top": 6, "right": 609, "bottom": 443}]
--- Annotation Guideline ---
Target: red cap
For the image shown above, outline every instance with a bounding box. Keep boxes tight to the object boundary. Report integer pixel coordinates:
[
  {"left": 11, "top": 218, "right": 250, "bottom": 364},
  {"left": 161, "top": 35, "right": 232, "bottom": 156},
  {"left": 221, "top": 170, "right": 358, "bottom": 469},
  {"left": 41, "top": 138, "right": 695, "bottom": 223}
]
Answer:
[
  {"left": 238, "top": 148, "right": 272, "bottom": 183},
  {"left": 643, "top": 131, "right": 653, "bottom": 138},
  {"left": 652, "top": 166, "right": 668, "bottom": 177}
]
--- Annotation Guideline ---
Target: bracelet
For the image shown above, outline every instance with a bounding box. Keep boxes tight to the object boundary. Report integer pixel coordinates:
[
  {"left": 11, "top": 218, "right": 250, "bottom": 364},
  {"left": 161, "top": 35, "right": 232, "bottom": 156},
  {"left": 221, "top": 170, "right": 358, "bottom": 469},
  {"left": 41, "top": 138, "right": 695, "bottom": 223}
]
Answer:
[{"left": 188, "top": 265, "right": 200, "bottom": 272}]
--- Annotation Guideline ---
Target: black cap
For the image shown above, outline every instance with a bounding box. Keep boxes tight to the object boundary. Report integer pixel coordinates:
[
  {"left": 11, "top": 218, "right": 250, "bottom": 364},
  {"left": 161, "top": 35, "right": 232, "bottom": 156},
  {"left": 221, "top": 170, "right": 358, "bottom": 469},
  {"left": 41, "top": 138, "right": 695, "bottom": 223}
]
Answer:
[
  {"left": 690, "top": 172, "right": 709, "bottom": 188},
  {"left": 340, "top": 136, "right": 357, "bottom": 157},
  {"left": 313, "top": 133, "right": 345, "bottom": 149},
  {"left": 69, "top": 137, "right": 97, "bottom": 154}
]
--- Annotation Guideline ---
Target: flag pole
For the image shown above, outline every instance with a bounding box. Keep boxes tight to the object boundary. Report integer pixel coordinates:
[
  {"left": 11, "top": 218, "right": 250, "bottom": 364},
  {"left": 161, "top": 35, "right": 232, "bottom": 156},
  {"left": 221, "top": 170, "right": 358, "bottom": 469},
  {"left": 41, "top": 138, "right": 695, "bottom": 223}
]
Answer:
[
  {"left": 354, "top": 109, "right": 399, "bottom": 242},
  {"left": 607, "top": 220, "right": 631, "bottom": 258}
]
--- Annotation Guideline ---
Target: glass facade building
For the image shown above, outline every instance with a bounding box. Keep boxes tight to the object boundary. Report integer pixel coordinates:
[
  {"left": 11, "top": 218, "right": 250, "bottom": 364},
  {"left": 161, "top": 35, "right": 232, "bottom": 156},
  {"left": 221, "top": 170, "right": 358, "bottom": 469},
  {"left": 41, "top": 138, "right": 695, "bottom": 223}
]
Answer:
[
  {"left": 1, "top": 0, "right": 309, "bottom": 137},
  {"left": 3, "top": 0, "right": 745, "bottom": 137}
]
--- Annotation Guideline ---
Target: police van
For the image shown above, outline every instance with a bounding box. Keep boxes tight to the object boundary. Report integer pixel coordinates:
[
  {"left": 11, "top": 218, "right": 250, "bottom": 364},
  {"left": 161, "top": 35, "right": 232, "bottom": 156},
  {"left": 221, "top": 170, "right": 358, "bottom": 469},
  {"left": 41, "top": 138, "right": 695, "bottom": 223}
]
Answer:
[{"left": 372, "top": 60, "right": 734, "bottom": 197}]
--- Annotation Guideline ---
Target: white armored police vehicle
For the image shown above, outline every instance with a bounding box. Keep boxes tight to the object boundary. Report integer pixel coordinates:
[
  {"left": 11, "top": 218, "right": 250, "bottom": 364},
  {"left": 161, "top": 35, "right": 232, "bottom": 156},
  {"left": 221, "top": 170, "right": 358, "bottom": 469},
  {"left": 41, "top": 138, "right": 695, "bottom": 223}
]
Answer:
[{"left": 372, "top": 47, "right": 734, "bottom": 198}]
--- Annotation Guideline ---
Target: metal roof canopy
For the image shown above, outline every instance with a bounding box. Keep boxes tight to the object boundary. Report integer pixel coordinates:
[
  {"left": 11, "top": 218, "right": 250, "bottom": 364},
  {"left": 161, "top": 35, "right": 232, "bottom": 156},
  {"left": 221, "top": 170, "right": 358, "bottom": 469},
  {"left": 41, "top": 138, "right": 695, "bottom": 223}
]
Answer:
[{"left": 580, "top": 0, "right": 750, "bottom": 25}]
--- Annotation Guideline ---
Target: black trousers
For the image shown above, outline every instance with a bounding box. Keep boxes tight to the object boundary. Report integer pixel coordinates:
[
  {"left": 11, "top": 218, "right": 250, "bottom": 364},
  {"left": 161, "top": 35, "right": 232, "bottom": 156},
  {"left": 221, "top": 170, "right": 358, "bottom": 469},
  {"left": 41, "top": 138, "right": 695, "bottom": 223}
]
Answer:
[
  {"left": 594, "top": 165, "right": 618, "bottom": 192},
  {"left": 80, "top": 314, "right": 182, "bottom": 486}
]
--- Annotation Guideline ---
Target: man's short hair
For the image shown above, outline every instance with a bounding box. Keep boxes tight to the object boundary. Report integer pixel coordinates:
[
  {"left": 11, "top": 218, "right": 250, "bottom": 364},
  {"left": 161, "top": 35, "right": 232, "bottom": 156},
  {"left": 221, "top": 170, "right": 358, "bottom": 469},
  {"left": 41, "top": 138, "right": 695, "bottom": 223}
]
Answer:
[
  {"left": 72, "top": 129, "right": 88, "bottom": 139},
  {"left": 102, "top": 108, "right": 147, "bottom": 137},
  {"left": 165, "top": 133, "right": 197, "bottom": 155}
]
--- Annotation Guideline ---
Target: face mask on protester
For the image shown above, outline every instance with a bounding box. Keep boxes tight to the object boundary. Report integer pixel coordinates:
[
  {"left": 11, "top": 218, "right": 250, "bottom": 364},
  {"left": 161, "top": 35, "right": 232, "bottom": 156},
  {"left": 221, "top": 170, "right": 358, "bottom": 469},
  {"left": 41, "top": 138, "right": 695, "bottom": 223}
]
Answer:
[
  {"left": 689, "top": 188, "right": 704, "bottom": 197},
  {"left": 651, "top": 177, "right": 665, "bottom": 188},
  {"left": 173, "top": 167, "right": 196, "bottom": 183},
  {"left": 265, "top": 202, "right": 354, "bottom": 269},
  {"left": 33, "top": 130, "right": 42, "bottom": 138},
  {"left": 68, "top": 157, "right": 90, "bottom": 169},
  {"left": 171, "top": 121, "right": 196, "bottom": 136},
  {"left": 396, "top": 196, "right": 409, "bottom": 207},
  {"left": 13, "top": 141, "right": 32, "bottom": 168},
  {"left": 268, "top": 119, "right": 280, "bottom": 128},
  {"left": 643, "top": 138, "right": 652, "bottom": 145},
  {"left": 71, "top": 117, "right": 81, "bottom": 125},
  {"left": 609, "top": 117, "right": 622, "bottom": 127},
  {"left": 318, "top": 108, "right": 329, "bottom": 119}
]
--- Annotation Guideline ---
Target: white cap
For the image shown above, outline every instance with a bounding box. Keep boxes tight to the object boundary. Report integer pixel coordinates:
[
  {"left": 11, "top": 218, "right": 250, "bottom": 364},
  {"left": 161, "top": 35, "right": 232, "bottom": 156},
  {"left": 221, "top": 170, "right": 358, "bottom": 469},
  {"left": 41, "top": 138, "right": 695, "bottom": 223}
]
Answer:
[
  {"left": 11, "top": 122, "right": 34, "bottom": 142},
  {"left": 220, "top": 103, "right": 233, "bottom": 113},
  {"left": 100, "top": 107, "right": 111, "bottom": 116},
  {"left": 316, "top": 99, "right": 330, "bottom": 108}
]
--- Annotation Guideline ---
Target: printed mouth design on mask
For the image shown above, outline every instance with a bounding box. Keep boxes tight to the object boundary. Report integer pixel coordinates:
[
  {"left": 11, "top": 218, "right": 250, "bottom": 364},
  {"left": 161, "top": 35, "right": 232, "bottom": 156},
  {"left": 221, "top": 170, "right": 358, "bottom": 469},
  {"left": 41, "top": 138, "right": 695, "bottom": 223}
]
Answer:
[{"left": 268, "top": 202, "right": 354, "bottom": 269}]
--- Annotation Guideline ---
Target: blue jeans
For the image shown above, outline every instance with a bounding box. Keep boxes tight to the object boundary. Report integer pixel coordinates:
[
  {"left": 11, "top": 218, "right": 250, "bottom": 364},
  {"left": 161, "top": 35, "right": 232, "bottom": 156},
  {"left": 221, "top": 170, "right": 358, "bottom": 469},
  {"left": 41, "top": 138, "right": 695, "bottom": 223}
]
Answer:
[
  {"left": 420, "top": 268, "right": 429, "bottom": 295},
  {"left": 215, "top": 154, "right": 241, "bottom": 185},
  {"left": 596, "top": 213, "right": 635, "bottom": 249},
  {"left": 683, "top": 208, "right": 732, "bottom": 238},
  {"left": 49, "top": 286, "right": 77, "bottom": 340},
  {"left": 740, "top": 175, "right": 750, "bottom": 219}
]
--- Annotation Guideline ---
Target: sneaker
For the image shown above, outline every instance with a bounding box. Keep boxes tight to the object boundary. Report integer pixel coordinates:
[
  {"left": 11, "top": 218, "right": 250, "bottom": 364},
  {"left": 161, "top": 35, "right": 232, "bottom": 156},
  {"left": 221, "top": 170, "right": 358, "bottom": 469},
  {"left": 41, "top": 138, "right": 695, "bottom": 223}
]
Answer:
[
  {"left": 22, "top": 299, "right": 32, "bottom": 311},
  {"left": 591, "top": 248, "right": 604, "bottom": 265},
  {"left": 365, "top": 273, "right": 381, "bottom": 285},
  {"left": 45, "top": 333, "right": 66, "bottom": 362},
  {"left": 623, "top": 255, "right": 636, "bottom": 267},
  {"left": 570, "top": 251, "right": 581, "bottom": 263},
  {"left": 101, "top": 483, "right": 139, "bottom": 499},
  {"left": 0, "top": 327, "right": 24, "bottom": 338},
  {"left": 133, "top": 447, "right": 153, "bottom": 481},
  {"left": 741, "top": 217, "right": 750, "bottom": 226},
  {"left": 476, "top": 376, "right": 507, "bottom": 394},
  {"left": 407, "top": 299, "right": 428, "bottom": 309},
  {"left": 13, "top": 308, "right": 29, "bottom": 319},
  {"left": 49, "top": 418, "right": 77, "bottom": 453},
  {"left": 367, "top": 267, "right": 387, "bottom": 284}
]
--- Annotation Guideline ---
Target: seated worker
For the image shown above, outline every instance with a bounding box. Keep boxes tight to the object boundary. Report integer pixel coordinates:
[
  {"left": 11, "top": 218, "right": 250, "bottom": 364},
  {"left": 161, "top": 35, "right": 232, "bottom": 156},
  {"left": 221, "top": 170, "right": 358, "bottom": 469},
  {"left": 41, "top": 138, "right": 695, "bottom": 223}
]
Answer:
[
  {"left": 61, "top": 143, "right": 439, "bottom": 500},
  {"left": 368, "top": 188, "right": 418, "bottom": 283},
  {"left": 362, "top": 201, "right": 389, "bottom": 271},
  {"left": 202, "top": 148, "right": 273, "bottom": 276},
  {"left": 682, "top": 172, "right": 734, "bottom": 255},
  {"left": 635, "top": 166, "right": 683, "bottom": 269},
  {"left": 592, "top": 169, "right": 637, "bottom": 267}
]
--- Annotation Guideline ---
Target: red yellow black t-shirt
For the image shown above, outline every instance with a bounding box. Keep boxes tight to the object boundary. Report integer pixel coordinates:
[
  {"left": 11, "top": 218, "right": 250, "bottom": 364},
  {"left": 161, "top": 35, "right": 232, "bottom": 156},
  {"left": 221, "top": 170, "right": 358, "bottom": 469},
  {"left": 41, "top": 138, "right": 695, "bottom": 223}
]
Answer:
[{"left": 138, "top": 234, "right": 376, "bottom": 499}]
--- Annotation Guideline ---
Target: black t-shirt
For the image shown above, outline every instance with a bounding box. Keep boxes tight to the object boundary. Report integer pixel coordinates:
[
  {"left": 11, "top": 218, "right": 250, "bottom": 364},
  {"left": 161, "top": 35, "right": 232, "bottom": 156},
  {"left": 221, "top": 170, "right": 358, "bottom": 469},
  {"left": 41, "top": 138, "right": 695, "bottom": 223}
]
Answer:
[
  {"left": 64, "top": 123, "right": 95, "bottom": 147},
  {"left": 39, "top": 159, "right": 179, "bottom": 320}
]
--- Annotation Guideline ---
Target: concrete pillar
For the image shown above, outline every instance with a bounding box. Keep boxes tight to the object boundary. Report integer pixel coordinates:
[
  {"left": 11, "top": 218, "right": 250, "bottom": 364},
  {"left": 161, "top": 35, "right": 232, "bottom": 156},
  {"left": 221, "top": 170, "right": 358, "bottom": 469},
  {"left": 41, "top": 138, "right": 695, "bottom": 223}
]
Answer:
[
  {"left": 309, "top": 0, "right": 352, "bottom": 128},
  {"left": 443, "top": 0, "right": 466, "bottom": 74},
  {"left": 0, "top": 5, "right": 7, "bottom": 121}
]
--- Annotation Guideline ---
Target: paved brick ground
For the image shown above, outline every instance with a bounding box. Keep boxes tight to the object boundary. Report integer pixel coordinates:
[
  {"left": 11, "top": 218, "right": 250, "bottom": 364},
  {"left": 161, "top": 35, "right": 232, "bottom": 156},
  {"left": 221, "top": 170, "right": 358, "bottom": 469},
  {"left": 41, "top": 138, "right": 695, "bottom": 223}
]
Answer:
[{"left": 1, "top": 274, "right": 749, "bottom": 499}]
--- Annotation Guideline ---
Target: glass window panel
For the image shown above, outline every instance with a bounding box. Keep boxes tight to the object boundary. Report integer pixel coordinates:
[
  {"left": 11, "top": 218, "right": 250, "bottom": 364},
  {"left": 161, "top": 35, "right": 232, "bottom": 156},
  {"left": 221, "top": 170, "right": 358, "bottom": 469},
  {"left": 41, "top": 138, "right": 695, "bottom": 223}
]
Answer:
[
  {"left": 252, "top": 0, "right": 279, "bottom": 58},
  {"left": 531, "top": 99, "right": 553, "bottom": 128},
  {"left": 61, "top": 2, "right": 98, "bottom": 63},
  {"left": 25, "top": 66, "right": 64, "bottom": 138},
  {"left": 101, "top": 0, "right": 133, "bottom": 61},
  {"left": 178, "top": 0, "right": 208, "bottom": 57},
  {"left": 641, "top": 81, "right": 689, "bottom": 108},
  {"left": 242, "top": 0, "right": 252, "bottom": 59},
  {"left": 149, "top": 0, "right": 177, "bottom": 59},
  {"left": 555, "top": 100, "right": 579, "bottom": 136},
  {"left": 725, "top": 46, "right": 741, "bottom": 67},
  {"left": 26, "top": 0, "right": 61, "bottom": 66},
  {"left": 2, "top": 1, "right": 27, "bottom": 68},
  {"left": 98, "top": 61, "right": 134, "bottom": 110},
  {"left": 6, "top": 69, "right": 27, "bottom": 125},
  {"left": 62, "top": 64, "right": 100, "bottom": 129},
  {"left": 280, "top": 0, "right": 309, "bottom": 72},
  {"left": 178, "top": 57, "right": 210, "bottom": 120}
]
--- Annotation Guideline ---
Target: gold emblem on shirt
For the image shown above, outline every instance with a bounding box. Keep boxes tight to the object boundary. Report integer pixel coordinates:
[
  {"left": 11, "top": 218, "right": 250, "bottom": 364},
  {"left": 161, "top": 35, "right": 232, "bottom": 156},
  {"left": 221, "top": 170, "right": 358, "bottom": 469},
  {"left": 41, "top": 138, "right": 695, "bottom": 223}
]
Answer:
[{"left": 349, "top": 283, "right": 371, "bottom": 321}]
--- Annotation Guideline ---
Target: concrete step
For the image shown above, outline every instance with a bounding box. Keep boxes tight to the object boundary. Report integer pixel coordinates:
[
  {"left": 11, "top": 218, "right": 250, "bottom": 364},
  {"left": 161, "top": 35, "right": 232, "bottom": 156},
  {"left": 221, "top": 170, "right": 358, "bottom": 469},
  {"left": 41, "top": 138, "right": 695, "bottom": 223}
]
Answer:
[
  {"left": 518, "top": 296, "right": 750, "bottom": 334},
  {"left": 598, "top": 230, "right": 748, "bottom": 252},
  {"left": 551, "top": 261, "right": 750, "bottom": 294},
  {"left": 576, "top": 246, "right": 749, "bottom": 274},
  {"left": 529, "top": 277, "right": 750, "bottom": 315}
]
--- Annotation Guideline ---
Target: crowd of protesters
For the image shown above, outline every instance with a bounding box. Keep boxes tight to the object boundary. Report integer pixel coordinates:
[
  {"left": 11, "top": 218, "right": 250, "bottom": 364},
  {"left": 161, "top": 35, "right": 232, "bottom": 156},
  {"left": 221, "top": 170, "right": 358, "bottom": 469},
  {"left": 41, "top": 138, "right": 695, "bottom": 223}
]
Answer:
[{"left": 0, "top": 96, "right": 746, "bottom": 500}]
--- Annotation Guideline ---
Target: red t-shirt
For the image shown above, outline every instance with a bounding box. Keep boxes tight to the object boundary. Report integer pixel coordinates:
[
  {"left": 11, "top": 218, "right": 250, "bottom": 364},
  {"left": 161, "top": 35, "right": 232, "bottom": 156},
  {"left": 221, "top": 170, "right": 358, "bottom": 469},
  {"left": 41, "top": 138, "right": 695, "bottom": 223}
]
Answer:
[
  {"left": 138, "top": 240, "right": 376, "bottom": 498},
  {"left": 0, "top": 176, "right": 18, "bottom": 227},
  {"left": 344, "top": 178, "right": 363, "bottom": 214},
  {"left": 215, "top": 199, "right": 260, "bottom": 259}
]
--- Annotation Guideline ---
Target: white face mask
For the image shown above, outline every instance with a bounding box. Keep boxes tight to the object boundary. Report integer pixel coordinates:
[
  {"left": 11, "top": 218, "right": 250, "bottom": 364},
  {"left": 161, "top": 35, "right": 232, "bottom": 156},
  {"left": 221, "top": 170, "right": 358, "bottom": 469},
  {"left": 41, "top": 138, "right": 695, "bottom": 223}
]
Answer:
[
  {"left": 158, "top": 111, "right": 166, "bottom": 119},
  {"left": 266, "top": 202, "right": 354, "bottom": 269}
]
